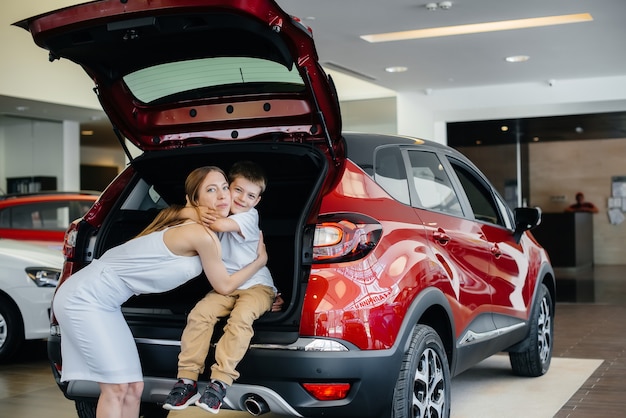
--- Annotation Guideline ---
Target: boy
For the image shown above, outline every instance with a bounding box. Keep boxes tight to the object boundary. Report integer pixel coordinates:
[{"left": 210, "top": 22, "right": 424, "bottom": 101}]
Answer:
[{"left": 163, "top": 161, "right": 277, "bottom": 413}]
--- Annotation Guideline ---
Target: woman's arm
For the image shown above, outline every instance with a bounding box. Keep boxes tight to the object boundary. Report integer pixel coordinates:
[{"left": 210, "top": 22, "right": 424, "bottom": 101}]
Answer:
[
  {"left": 191, "top": 227, "right": 267, "bottom": 294},
  {"left": 178, "top": 206, "right": 221, "bottom": 227},
  {"left": 209, "top": 217, "right": 241, "bottom": 233},
  {"left": 180, "top": 206, "right": 241, "bottom": 234}
]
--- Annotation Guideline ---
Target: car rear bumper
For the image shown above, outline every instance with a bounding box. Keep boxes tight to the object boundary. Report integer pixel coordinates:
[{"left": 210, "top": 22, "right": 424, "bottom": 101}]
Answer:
[{"left": 48, "top": 336, "right": 404, "bottom": 417}]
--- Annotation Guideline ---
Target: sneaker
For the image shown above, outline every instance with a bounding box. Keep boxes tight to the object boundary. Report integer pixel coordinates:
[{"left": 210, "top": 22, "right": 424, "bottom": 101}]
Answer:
[
  {"left": 162, "top": 380, "right": 200, "bottom": 411},
  {"left": 196, "top": 380, "right": 227, "bottom": 414}
]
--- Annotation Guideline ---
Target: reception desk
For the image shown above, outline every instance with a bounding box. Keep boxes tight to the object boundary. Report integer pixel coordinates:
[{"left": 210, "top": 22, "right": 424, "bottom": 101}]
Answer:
[{"left": 531, "top": 212, "right": 593, "bottom": 268}]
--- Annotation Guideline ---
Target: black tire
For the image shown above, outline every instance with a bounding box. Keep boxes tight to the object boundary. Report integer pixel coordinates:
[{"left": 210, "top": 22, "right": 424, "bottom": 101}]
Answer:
[
  {"left": 75, "top": 399, "right": 97, "bottom": 418},
  {"left": 392, "top": 324, "right": 451, "bottom": 418},
  {"left": 0, "top": 296, "right": 25, "bottom": 363},
  {"left": 509, "top": 283, "right": 553, "bottom": 377},
  {"left": 140, "top": 402, "right": 170, "bottom": 418},
  {"left": 75, "top": 399, "right": 169, "bottom": 417}
]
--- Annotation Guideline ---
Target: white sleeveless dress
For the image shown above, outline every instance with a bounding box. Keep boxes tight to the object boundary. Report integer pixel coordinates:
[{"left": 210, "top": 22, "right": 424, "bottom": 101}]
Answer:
[{"left": 52, "top": 225, "right": 203, "bottom": 384}]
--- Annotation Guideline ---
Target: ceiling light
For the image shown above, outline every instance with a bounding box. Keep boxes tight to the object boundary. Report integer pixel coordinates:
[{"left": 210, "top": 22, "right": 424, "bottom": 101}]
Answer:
[
  {"left": 385, "top": 66, "right": 408, "bottom": 73},
  {"left": 505, "top": 55, "right": 529, "bottom": 63},
  {"left": 81, "top": 130, "right": 94, "bottom": 136},
  {"left": 361, "top": 13, "right": 593, "bottom": 43},
  {"left": 501, "top": 125, "right": 509, "bottom": 132},
  {"left": 16, "top": 106, "right": 29, "bottom": 111},
  {"left": 426, "top": 2, "right": 452, "bottom": 11}
]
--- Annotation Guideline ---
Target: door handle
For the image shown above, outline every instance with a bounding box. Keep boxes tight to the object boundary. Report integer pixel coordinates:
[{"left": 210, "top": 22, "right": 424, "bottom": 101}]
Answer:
[{"left": 491, "top": 244, "right": 502, "bottom": 258}]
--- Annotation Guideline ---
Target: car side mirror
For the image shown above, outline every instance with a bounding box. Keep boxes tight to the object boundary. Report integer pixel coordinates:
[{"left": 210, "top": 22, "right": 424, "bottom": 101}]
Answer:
[{"left": 513, "top": 207, "right": 542, "bottom": 244}]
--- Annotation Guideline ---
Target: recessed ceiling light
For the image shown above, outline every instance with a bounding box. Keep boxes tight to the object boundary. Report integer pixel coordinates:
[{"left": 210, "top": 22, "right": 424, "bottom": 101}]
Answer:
[
  {"left": 385, "top": 66, "right": 408, "bottom": 73},
  {"left": 505, "top": 55, "right": 530, "bottom": 63},
  {"left": 361, "top": 13, "right": 592, "bottom": 43},
  {"left": 81, "top": 130, "right": 94, "bottom": 136},
  {"left": 501, "top": 125, "right": 509, "bottom": 132}
]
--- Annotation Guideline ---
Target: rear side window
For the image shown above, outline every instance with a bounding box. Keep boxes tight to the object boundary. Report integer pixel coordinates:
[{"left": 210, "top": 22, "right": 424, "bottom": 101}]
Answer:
[
  {"left": 407, "top": 151, "right": 463, "bottom": 216},
  {"left": 120, "top": 179, "right": 169, "bottom": 211},
  {"left": 374, "top": 146, "right": 410, "bottom": 205}
]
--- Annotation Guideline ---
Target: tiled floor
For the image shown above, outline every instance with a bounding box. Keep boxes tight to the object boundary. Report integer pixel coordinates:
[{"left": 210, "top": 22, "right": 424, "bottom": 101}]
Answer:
[
  {"left": 1, "top": 265, "right": 625, "bottom": 417},
  {"left": 552, "top": 265, "right": 626, "bottom": 417}
]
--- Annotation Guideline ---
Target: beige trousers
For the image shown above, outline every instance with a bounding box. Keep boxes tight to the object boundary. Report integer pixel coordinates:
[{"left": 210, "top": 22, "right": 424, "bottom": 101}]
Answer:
[{"left": 177, "top": 285, "right": 275, "bottom": 385}]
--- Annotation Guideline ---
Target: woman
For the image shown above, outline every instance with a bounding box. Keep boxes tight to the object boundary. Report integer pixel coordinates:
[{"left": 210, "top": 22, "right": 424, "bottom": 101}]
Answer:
[{"left": 52, "top": 166, "right": 267, "bottom": 418}]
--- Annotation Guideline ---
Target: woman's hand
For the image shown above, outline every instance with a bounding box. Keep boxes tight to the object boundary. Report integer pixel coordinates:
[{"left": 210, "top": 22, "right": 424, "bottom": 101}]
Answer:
[
  {"left": 196, "top": 206, "right": 219, "bottom": 226},
  {"left": 181, "top": 206, "right": 219, "bottom": 226},
  {"left": 256, "top": 232, "right": 268, "bottom": 266}
]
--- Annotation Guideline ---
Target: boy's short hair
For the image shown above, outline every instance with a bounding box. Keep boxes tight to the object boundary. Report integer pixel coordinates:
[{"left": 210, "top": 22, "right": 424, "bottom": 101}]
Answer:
[{"left": 229, "top": 161, "right": 267, "bottom": 194}]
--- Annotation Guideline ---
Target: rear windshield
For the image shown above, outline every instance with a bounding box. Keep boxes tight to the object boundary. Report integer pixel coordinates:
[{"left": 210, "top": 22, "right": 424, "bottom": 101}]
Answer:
[{"left": 123, "top": 57, "right": 305, "bottom": 104}]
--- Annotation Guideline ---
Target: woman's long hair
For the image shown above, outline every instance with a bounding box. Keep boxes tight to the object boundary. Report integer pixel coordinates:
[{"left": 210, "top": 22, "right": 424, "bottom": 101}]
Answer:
[{"left": 136, "top": 166, "right": 227, "bottom": 237}]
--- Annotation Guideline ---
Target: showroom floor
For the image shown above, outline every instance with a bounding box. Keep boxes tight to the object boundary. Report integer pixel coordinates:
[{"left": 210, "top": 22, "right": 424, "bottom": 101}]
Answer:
[{"left": 1, "top": 265, "right": 625, "bottom": 418}]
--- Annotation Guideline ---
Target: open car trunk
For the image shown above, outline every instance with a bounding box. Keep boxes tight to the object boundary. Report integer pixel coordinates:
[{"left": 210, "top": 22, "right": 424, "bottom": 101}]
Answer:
[{"left": 87, "top": 141, "right": 327, "bottom": 376}]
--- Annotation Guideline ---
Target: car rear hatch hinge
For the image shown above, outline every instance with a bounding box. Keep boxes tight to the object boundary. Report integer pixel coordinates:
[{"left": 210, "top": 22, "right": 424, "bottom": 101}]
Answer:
[
  {"left": 303, "top": 67, "right": 337, "bottom": 164},
  {"left": 113, "top": 126, "right": 135, "bottom": 163}
]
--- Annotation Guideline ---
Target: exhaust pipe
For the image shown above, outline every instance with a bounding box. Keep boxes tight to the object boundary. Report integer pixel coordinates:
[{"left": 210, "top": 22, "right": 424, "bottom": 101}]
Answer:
[{"left": 243, "top": 394, "right": 270, "bottom": 416}]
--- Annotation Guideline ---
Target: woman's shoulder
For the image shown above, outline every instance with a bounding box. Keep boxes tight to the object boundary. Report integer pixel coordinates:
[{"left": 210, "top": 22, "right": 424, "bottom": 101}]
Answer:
[
  {"left": 174, "top": 221, "right": 218, "bottom": 241},
  {"left": 169, "top": 220, "right": 203, "bottom": 232},
  {"left": 163, "top": 221, "right": 219, "bottom": 255}
]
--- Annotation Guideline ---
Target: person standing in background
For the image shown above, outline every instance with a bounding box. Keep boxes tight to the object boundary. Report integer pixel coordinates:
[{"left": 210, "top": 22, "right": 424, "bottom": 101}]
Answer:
[{"left": 565, "top": 192, "right": 599, "bottom": 213}]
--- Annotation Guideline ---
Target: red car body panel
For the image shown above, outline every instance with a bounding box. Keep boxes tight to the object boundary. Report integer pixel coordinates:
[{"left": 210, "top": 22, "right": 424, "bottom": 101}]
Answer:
[{"left": 307, "top": 159, "right": 550, "bottom": 349}]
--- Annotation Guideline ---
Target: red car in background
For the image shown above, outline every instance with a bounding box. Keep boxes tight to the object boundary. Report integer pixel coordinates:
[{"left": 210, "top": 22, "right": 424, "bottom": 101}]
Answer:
[{"left": 0, "top": 192, "right": 98, "bottom": 250}]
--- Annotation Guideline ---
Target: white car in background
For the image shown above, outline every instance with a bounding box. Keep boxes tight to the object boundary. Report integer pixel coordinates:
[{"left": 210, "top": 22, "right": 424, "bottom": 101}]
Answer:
[{"left": 0, "top": 238, "right": 62, "bottom": 362}]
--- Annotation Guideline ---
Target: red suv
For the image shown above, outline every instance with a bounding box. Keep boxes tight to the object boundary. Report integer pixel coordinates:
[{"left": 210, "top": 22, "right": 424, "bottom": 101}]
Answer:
[
  {"left": 0, "top": 192, "right": 98, "bottom": 250},
  {"left": 18, "top": 1, "right": 555, "bottom": 417}
]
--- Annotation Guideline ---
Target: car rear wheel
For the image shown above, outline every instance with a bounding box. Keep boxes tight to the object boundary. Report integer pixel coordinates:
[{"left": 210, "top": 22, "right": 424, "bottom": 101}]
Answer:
[
  {"left": 75, "top": 399, "right": 96, "bottom": 418},
  {"left": 509, "top": 283, "right": 553, "bottom": 377},
  {"left": 392, "top": 324, "right": 450, "bottom": 418},
  {"left": 0, "top": 296, "right": 24, "bottom": 363},
  {"left": 140, "top": 403, "right": 169, "bottom": 418}
]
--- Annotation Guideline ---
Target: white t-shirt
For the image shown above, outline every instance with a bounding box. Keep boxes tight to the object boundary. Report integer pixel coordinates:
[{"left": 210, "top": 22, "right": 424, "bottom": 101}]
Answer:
[{"left": 219, "top": 207, "right": 276, "bottom": 292}]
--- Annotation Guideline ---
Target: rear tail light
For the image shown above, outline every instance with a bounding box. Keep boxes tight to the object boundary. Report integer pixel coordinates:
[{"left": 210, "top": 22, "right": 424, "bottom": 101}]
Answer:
[
  {"left": 313, "top": 214, "right": 382, "bottom": 263},
  {"left": 55, "top": 219, "right": 94, "bottom": 325},
  {"left": 301, "top": 383, "right": 351, "bottom": 401},
  {"left": 62, "top": 221, "right": 79, "bottom": 259}
]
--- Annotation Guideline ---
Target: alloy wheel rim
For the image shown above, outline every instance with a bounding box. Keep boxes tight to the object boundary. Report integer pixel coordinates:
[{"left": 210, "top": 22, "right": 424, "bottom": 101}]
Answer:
[
  {"left": 0, "top": 314, "right": 7, "bottom": 347},
  {"left": 537, "top": 296, "right": 552, "bottom": 363},
  {"left": 412, "top": 347, "right": 445, "bottom": 417}
]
